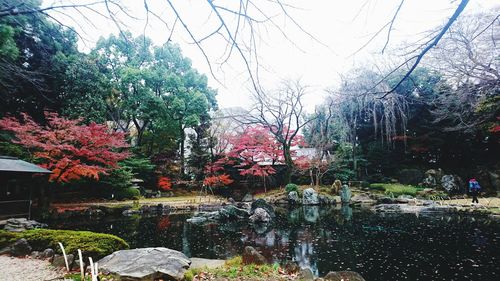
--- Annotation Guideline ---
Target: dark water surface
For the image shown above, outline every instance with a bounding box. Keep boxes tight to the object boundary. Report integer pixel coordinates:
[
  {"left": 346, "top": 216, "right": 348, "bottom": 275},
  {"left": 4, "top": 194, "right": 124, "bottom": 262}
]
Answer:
[{"left": 45, "top": 206, "right": 499, "bottom": 281}]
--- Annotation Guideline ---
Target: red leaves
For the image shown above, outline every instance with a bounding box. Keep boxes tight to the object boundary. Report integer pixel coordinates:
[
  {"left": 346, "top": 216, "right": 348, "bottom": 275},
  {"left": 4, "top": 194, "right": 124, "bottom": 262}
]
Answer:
[
  {"left": 203, "top": 174, "right": 234, "bottom": 188},
  {"left": 0, "top": 112, "right": 129, "bottom": 183},
  {"left": 158, "top": 176, "right": 173, "bottom": 191}
]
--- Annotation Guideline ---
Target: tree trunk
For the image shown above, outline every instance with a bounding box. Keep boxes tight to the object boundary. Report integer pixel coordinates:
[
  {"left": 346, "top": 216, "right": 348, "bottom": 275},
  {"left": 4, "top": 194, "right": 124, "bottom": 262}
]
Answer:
[
  {"left": 179, "top": 124, "right": 185, "bottom": 176},
  {"left": 283, "top": 144, "right": 293, "bottom": 184}
]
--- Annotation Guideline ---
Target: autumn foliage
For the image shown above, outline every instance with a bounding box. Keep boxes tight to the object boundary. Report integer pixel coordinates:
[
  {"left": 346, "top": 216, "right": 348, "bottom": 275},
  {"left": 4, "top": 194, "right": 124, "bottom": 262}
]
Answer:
[
  {"left": 0, "top": 112, "right": 129, "bottom": 183},
  {"left": 157, "top": 176, "right": 173, "bottom": 191},
  {"left": 203, "top": 174, "right": 234, "bottom": 188}
]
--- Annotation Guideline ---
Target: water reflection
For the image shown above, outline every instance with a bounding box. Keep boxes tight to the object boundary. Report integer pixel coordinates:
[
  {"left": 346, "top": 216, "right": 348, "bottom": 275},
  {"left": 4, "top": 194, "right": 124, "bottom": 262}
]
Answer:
[{"left": 45, "top": 206, "right": 499, "bottom": 281}]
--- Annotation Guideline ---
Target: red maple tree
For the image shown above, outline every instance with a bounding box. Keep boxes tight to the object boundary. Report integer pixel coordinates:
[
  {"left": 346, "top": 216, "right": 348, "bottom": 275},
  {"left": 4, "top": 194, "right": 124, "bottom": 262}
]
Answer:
[
  {"left": 0, "top": 112, "right": 129, "bottom": 183},
  {"left": 158, "top": 176, "right": 173, "bottom": 191}
]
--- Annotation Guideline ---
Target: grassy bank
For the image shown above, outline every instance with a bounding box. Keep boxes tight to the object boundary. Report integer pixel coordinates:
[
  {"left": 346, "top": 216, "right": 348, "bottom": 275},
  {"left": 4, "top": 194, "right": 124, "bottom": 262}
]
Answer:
[
  {"left": 185, "top": 256, "right": 291, "bottom": 281},
  {"left": 0, "top": 229, "right": 129, "bottom": 259},
  {"left": 369, "top": 183, "right": 424, "bottom": 197}
]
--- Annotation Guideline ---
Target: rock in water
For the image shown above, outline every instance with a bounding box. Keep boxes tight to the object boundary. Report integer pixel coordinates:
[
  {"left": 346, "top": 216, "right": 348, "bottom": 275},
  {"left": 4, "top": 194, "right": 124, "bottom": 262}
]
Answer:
[
  {"left": 287, "top": 191, "right": 300, "bottom": 204},
  {"left": 11, "top": 238, "right": 32, "bottom": 257},
  {"left": 302, "top": 188, "right": 319, "bottom": 205},
  {"left": 98, "top": 248, "right": 191, "bottom": 281},
  {"left": 250, "top": 199, "right": 275, "bottom": 218},
  {"left": 242, "top": 246, "right": 267, "bottom": 265},
  {"left": 324, "top": 271, "right": 365, "bottom": 281},
  {"left": 350, "top": 193, "right": 376, "bottom": 205},
  {"left": 218, "top": 205, "right": 249, "bottom": 220},
  {"left": 340, "top": 185, "right": 352, "bottom": 204},
  {"left": 249, "top": 208, "right": 271, "bottom": 223},
  {"left": 441, "top": 174, "right": 463, "bottom": 194}
]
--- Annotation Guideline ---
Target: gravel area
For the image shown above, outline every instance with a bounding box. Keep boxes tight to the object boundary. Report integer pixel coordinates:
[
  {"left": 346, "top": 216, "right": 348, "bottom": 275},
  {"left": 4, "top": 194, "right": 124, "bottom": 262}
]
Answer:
[{"left": 0, "top": 255, "right": 64, "bottom": 281}]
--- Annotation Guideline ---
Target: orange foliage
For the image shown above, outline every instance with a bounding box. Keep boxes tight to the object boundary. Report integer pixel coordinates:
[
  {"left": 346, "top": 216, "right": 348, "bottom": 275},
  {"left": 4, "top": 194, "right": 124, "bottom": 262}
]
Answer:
[
  {"left": 0, "top": 112, "right": 129, "bottom": 183},
  {"left": 203, "top": 174, "right": 234, "bottom": 188},
  {"left": 158, "top": 176, "right": 173, "bottom": 191}
]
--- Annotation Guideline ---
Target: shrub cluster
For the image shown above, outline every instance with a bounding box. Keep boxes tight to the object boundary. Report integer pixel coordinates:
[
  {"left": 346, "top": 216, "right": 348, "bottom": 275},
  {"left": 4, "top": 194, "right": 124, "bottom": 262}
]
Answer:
[
  {"left": 113, "top": 187, "right": 141, "bottom": 200},
  {"left": 285, "top": 183, "right": 299, "bottom": 193}
]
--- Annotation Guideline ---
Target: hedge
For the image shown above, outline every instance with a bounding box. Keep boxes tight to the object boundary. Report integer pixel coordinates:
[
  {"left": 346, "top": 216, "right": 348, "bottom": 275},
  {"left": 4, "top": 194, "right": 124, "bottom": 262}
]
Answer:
[{"left": 0, "top": 229, "right": 129, "bottom": 259}]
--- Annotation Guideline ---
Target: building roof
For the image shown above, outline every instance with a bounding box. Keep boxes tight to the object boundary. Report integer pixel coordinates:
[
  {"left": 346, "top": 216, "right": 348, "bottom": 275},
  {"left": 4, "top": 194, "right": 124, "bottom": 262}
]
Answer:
[{"left": 0, "top": 156, "right": 52, "bottom": 174}]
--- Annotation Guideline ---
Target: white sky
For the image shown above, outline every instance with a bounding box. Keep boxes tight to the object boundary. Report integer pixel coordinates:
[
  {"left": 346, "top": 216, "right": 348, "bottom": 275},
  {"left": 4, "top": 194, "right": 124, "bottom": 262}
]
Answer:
[{"left": 45, "top": 0, "right": 497, "bottom": 112}]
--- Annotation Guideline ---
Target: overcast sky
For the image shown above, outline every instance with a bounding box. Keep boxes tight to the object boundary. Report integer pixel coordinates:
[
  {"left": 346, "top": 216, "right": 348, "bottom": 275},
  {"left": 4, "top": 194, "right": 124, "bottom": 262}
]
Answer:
[{"left": 46, "top": 0, "right": 497, "bottom": 111}]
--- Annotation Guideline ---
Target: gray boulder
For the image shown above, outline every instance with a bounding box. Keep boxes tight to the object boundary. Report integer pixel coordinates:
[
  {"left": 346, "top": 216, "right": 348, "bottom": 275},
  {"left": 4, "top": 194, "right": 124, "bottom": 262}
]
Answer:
[
  {"left": 242, "top": 246, "right": 266, "bottom": 265},
  {"left": 396, "top": 194, "right": 414, "bottom": 203},
  {"left": 242, "top": 193, "right": 253, "bottom": 202},
  {"left": 30, "top": 251, "right": 41, "bottom": 259},
  {"left": 250, "top": 199, "right": 275, "bottom": 218},
  {"left": 350, "top": 194, "right": 376, "bottom": 205},
  {"left": 3, "top": 218, "right": 47, "bottom": 232},
  {"left": 299, "top": 267, "right": 315, "bottom": 280},
  {"left": 11, "top": 238, "right": 32, "bottom": 257},
  {"left": 288, "top": 191, "right": 300, "bottom": 204},
  {"left": 72, "top": 259, "right": 85, "bottom": 271},
  {"left": 422, "top": 169, "right": 443, "bottom": 188},
  {"left": 318, "top": 194, "right": 335, "bottom": 205},
  {"left": 99, "top": 248, "right": 191, "bottom": 281},
  {"left": 324, "top": 271, "right": 365, "bottom": 281},
  {"left": 302, "top": 188, "right": 319, "bottom": 205},
  {"left": 42, "top": 248, "right": 55, "bottom": 259},
  {"left": 441, "top": 174, "right": 464, "bottom": 194},
  {"left": 249, "top": 208, "right": 271, "bottom": 223},
  {"left": 52, "top": 254, "right": 74, "bottom": 269},
  {"left": 218, "top": 205, "right": 249, "bottom": 220}
]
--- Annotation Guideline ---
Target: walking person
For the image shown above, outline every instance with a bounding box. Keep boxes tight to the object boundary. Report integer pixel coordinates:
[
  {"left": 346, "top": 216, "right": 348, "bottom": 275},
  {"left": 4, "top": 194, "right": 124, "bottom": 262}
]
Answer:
[{"left": 468, "top": 178, "right": 481, "bottom": 204}]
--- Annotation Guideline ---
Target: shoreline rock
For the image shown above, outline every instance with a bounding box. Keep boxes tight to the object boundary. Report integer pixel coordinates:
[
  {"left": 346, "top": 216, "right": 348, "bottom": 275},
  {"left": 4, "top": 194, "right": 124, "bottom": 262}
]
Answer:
[{"left": 99, "top": 247, "right": 191, "bottom": 281}]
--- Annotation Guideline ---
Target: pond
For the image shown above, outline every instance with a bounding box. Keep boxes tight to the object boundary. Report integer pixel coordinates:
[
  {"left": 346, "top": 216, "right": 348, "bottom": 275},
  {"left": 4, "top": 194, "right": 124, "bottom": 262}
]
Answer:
[{"left": 44, "top": 206, "right": 499, "bottom": 281}]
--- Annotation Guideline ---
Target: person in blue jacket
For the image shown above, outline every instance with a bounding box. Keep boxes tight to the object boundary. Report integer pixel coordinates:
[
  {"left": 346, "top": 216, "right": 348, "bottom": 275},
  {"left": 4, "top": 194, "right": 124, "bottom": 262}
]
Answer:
[{"left": 468, "top": 178, "right": 481, "bottom": 204}]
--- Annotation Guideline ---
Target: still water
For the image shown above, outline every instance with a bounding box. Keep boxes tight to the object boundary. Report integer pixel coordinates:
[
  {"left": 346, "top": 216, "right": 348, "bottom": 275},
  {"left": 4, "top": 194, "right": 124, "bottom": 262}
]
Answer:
[{"left": 45, "top": 206, "right": 499, "bottom": 281}]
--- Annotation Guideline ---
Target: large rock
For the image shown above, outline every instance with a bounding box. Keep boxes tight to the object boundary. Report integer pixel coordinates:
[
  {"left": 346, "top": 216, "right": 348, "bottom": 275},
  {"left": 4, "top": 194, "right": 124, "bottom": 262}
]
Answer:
[
  {"left": 299, "top": 267, "right": 315, "bottom": 280},
  {"left": 318, "top": 194, "right": 336, "bottom": 205},
  {"left": 350, "top": 194, "right": 377, "bottom": 205},
  {"left": 340, "top": 185, "right": 352, "bottom": 204},
  {"left": 422, "top": 169, "right": 444, "bottom": 188},
  {"left": 250, "top": 199, "right": 275, "bottom": 218},
  {"left": 242, "top": 246, "right": 266, "bottom": 265},
  {"left": 324, "top": 271, "right": 365, "bottom": 281},
  {"left": 249, "top": 208, "right": 271, "bottom": 223},
  {"left": 398, "top": 169, "right": 424, "bottom": 185},
  {"left": 11, "top": 238, "right": 32, "bottom": 257},
  {"left": 218, "top": 205, "right": 249, "bottom": 220},
  {"left": 99, "top": 248, "right": 191, "bottom": 281},
  {"left": 241, "top": 193, "right": 253, "bottom": 202},
  {"left": 52, "top": 254, "right": 74, "bottom": 269},
  {"left": 441, "top": 174, "right": 464, "bottom": 194},
  {"left": 42, "top": 248, "right": 55, "bottom": 259},
  {"left": 288, "top": 191, "right": 300, "bottom": 205},
  {"left": 3, "top": 218, "right": 47, "bottom": 232},
  {"left": 302, "top": 188, "right": 319, "bottom": 205}
]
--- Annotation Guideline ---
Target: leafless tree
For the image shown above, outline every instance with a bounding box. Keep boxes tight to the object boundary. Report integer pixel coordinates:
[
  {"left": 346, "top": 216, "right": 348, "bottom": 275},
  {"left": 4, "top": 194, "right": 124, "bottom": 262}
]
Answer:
[
  {"left": 427, "top": 10, "right": 499, "bottom": 132},
  {"left": 238, "top": 80, "right": 314, "bottom": 183},
  {"left": 0, "top": 0, "right": 319, "bottom": 93}
]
